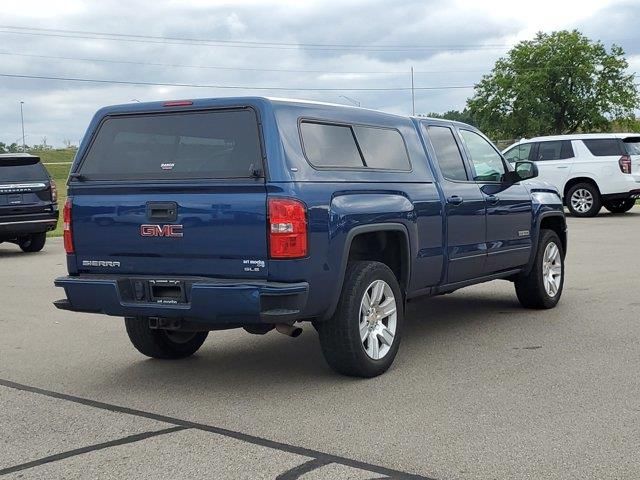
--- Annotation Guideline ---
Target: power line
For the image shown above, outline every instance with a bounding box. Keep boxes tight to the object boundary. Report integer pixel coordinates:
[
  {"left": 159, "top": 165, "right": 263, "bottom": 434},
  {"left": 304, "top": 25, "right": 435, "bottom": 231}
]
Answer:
[
  {"left": 0, "top": 25, "right": 512, "bottom": 52},
  {"left": 4, "top": 51, "right": 633, "bottom": 78},
  {"left": 0, "top": 72, "right": 475, "bottom": 91}
]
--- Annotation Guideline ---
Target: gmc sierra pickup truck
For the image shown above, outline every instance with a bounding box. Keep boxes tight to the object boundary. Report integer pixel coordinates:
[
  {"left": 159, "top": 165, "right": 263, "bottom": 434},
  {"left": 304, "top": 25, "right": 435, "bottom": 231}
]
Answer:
[{"left": 54, "top": 97, "right": 567, "bottom": 377}]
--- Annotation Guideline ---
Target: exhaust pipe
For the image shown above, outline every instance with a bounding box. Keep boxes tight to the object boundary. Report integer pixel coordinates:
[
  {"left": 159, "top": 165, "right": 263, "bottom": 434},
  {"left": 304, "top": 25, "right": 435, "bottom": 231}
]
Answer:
[{"left": 275, "top": 323, "right": 303, "bottom": 338}]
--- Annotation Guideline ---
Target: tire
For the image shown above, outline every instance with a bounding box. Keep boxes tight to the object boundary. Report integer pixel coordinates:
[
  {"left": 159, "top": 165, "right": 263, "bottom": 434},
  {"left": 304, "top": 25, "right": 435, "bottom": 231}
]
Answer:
[
  {"left": 566, "top": 183, "right": 601, "bottom": 217},
  {"left": 125, "top": 317, "right": 208, "bottom": 359},
  {"left": 515, "top": 229, "right": 564, "bottom": 309},
  {"left": 603, "top": 198, "right": 635, "bottom": 214},
  {"left": 318, "top": 261, "right": 403, "bottom": 377},
  {"left": 19, "top": 232, "right": 46, "bottom": 253}
]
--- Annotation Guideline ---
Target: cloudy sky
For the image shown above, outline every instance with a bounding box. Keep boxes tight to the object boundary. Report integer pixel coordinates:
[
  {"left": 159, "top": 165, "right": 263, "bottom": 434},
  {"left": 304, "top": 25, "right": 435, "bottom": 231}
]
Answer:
[{"left": 0, "top": 0, "right": 638, "bottom": 147}]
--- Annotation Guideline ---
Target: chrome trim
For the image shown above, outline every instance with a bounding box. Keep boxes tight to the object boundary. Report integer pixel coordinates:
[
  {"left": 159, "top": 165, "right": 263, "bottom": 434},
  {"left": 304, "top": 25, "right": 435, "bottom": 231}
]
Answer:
[
  {"left": 0, "top": 219, "right": 56, "bottom": 226},
  {"left": 0, "top": 183, "right": 47, "bottom": 190}
]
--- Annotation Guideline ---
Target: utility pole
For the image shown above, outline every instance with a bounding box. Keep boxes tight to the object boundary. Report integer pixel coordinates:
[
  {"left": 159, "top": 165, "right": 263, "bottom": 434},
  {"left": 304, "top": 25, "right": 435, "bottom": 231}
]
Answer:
[
  {"left": 411, "top": 67, "right": 415, "bottom": 116},
  {"left": 19, "top": 101, "right": 26, "bottom": 152}
]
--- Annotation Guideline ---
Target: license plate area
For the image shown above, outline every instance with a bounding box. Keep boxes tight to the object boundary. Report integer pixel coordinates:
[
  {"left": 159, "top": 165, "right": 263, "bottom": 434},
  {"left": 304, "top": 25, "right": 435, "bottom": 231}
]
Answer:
[{"left": 149, "top": 279, "right": 185, "bottom": 304}]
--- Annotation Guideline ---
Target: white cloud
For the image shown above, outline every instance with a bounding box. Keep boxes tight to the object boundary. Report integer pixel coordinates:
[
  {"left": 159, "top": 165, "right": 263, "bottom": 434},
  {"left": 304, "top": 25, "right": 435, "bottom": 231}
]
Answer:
[{"left": 0, "top": 0, "right": 635, "bottom": 146}]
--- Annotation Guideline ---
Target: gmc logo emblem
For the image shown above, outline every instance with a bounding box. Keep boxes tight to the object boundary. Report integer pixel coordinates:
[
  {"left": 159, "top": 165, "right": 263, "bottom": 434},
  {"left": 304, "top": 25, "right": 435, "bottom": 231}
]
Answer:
[{"left": 140, "top": 224, "right": 184, "bottom": 238}]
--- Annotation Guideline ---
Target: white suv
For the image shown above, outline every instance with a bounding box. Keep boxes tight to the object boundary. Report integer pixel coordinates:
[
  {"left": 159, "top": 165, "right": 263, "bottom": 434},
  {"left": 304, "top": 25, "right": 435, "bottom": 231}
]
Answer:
[{"left": 503, "top": 133, "right": 640, "bottom": 217}]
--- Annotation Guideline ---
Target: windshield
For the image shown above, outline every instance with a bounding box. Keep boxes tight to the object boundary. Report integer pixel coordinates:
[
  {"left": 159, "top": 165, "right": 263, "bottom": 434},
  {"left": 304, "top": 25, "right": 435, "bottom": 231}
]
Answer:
[{"left": 78, "top": 108, "right": 263, "bottom": 180}]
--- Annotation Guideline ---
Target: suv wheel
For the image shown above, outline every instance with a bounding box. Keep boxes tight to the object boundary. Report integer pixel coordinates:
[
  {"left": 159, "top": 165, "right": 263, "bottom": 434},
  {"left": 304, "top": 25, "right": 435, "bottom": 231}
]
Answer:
[
  {"left": 125, "top": 317, "right": 208, "bottom": 359},
  {"left": 19, "top": 233, "right": 46, "bottom": 253},
  {"left": 603, "top": 198, "right": 635, "bottom": 214},
  {"left": 566, "top": 183, "right": 601, "bottom": 217},
  {"left": 515, "top": 229, "right": 564, "bottom": 309},
  {"left": 318, "top": 261, "right": 403, "bottom": 377}
]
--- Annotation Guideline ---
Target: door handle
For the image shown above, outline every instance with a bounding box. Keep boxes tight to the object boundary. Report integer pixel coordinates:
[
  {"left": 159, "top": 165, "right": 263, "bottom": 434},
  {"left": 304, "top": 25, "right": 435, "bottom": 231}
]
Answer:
[
  {"left": 556, "top": 166, "right": 569, "bottom": 169},
  {"left": 485, "top": 194, "right": 500, "bottom": 205},
  {"left": 146, "top": 201, "right": 178, "bottom": 222},
  {"left": 446, "top": 195, "right": 464, "bottom": 206}
]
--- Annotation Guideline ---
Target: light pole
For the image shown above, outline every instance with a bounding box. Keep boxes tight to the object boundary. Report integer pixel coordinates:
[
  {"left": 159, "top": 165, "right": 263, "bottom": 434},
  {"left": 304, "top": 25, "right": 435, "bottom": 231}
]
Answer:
[
  {"left": 339, "top": 95, "right": 361, "bottom": 107},
  {"left": 19, "top": 101, "right": 26, "bottom": 152}
]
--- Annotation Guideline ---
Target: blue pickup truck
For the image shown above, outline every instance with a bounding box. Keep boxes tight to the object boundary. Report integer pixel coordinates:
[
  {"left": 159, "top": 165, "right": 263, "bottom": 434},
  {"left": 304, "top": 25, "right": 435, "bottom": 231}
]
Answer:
[{"left": 54, "top": 97, "right": 566, "bottom": 377}]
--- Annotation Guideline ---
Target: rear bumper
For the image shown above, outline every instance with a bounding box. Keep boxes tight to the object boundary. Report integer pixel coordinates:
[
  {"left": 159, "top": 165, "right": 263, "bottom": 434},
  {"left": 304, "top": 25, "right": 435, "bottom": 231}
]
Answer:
[
  {"left": 601, "top": 189, "right": 640, "bottom": 201},
  {"left": 54, "top": 275, "right": 309, "bottom": 325},
  {"left": 0, "top": 212, "right": 58, "bottom": 238}
]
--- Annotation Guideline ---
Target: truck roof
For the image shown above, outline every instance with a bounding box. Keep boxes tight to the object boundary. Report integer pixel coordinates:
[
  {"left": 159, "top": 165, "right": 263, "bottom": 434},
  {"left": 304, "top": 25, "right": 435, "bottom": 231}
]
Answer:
[{"left": 93, "top": 96, "right": 470, "bottom": 128}]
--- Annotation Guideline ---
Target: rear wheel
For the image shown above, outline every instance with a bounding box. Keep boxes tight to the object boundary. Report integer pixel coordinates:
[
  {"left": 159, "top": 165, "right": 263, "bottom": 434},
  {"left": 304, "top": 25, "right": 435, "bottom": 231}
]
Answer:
[
  {"left": 125, "top": 317, "right": 208, "bottom": 359},
  {"left": 566, "top": 183, "right": 601, "bottom": 217},
  {"left": 603, "top": 198, "right": 635, "bottom": 214},
  {"left": 515, "top": 229, "right": 564, "bottom": 309},
  {"left": 318, "top": 261, "right": 403, "bottom": 377},
  {"left": 19, "top": 232, "right": 46, "bottom": 253}
]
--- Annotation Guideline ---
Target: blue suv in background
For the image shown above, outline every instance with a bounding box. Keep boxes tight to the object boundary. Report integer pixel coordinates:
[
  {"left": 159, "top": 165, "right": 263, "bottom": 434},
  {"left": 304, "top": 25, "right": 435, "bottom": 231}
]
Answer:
[{"left": 54, "top": 97, "right": 566, "bottom": 377}]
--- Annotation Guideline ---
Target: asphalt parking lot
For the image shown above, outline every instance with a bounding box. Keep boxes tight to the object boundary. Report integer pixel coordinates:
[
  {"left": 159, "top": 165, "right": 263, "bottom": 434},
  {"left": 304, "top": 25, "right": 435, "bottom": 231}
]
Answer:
[{"left": 1, "top": 208, "right": 639, "bottom": 479}]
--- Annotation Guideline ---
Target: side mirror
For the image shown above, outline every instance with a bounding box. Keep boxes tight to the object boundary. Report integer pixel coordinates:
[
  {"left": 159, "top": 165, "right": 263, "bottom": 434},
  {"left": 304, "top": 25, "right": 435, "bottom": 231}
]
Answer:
[
  {"left": 515, "top": 161, "right": 538, "bottom": 180},
  {"left": 504, "top": 161, "right": 538, "bottom": 184}
]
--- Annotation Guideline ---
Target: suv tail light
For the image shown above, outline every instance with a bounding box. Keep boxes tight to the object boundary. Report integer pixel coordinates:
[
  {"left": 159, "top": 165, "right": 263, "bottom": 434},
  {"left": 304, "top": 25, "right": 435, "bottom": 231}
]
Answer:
[
  {"left": 619, "top": 155, "right": 632, "bottom": 174},
  {"left": 63, "top": 198, "right": 74, "bottom": 254},
  {"left": 50, "top": 179, "right": 58, "bottom": 203},
  {"left": 268, "top": 198, "right": 308, "bottom": 259}
]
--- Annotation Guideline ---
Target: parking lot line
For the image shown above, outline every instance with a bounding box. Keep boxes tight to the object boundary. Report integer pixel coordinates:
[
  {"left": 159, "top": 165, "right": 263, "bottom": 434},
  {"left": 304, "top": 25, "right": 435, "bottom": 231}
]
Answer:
[
  {"left": 0, "top": 378, "right": 434, "bottom": 480},
  {"left": 0, "top": 426, "right": 187, "bottom": 475}
]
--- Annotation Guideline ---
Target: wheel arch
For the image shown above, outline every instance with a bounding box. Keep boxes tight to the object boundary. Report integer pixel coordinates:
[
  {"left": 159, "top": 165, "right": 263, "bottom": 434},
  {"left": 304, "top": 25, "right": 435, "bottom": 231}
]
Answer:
[
  {"left": 322, "top": 223, "right": 411, "bottom": 321},
  {"left": 563, "top": 176, "right": 600, "bottom": 202}
]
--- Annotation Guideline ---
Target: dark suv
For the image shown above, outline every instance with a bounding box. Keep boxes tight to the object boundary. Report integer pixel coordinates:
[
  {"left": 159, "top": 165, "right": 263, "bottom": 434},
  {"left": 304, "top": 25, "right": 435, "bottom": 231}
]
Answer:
[{"left": 0, "top": 154, "right": 59, "bottom": 252}]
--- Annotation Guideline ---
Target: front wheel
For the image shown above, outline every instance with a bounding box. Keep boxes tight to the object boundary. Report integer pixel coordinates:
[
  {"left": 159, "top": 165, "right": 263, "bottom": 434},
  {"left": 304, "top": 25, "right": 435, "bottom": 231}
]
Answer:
[
  {"left": 318, "top": 261, "right": 403, "bottom": 377},
  {"left": 515, "top": 230, "right": 564, "bottom": 309},
  {"left": 125, "top": 317, "right": 208, "bottom": 359},
  {"left": 603, "top": 198, "right": 635, "bottom": 214}
]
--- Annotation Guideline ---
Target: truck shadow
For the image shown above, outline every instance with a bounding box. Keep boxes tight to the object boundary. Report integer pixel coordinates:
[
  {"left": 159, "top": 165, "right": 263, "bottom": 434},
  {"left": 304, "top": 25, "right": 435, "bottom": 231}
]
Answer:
[{"left": 98, "top": 291, "right": 527, "bottom": 394}]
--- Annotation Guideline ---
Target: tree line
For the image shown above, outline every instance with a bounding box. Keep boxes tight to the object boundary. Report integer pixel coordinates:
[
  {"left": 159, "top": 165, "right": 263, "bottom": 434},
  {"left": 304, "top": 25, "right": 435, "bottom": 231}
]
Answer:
[{"left": 426, "top": 30, "right": 640, "bottom": 141}]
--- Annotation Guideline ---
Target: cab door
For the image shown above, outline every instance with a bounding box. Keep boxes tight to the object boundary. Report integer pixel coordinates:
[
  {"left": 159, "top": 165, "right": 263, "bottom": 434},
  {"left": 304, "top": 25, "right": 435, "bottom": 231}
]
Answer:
[
  {"left": 422, "top": 123, "right": 487, "bottom": 284},
  {"left": 531, "top": 140, "right": 574, "bottom": 192},
  {"left": 457, "top": 128, "right": 533, "bottom": 273}
]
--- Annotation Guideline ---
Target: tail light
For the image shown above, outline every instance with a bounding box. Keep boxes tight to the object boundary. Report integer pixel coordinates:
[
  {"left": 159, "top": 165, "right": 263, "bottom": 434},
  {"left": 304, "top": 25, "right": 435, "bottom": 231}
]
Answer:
[
  {"left": 619, "top": 155, "right": 632, "bottom": 174},
  {"left": 268, "top": 198, "right": 308, "bottom": 259},
  {"left": 50, "top": 179, "right": 58, "bottom": 203},
  {"left": 63, "top": 198, "right": 74, "bottom": 254}
]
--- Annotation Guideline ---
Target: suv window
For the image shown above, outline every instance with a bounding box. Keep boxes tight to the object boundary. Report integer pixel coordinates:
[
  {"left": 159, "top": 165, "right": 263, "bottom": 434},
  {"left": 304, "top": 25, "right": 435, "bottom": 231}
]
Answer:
[
  {"left": 459, "top": 129, "right": 506, "bottom": 182},
  {"left": 623, "top": 138, "right": 640, "bottom": 155},
  {"left": 425, "top": 125, "right": 468, "bottom": 181},
  {"left": 78, "top": 109, "right": 263, "bottom": 180},
  {"left": 0, "top": 157, "right": 48, "bottom": 182},
  {"left": 352, "top": 126, "right": 410, "bottom": 170},
  {"left": 504, "top": 143, "right": 533, "bottom": 163},
  {"left": 536, "top": 140, "right": 574, "bottom": 161},
  {"left": 582, "top": 138, "right": 624, "bottom": 157}
]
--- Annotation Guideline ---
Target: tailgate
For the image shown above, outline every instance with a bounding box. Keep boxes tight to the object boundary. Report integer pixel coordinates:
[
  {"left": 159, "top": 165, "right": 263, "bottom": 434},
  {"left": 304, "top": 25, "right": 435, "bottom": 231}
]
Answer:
[
  {"left": 70, "top": 107, "right": 269, "bottom": 278},
  {"left": 623, "top": 137, "right": 640, "bottom": 175}
]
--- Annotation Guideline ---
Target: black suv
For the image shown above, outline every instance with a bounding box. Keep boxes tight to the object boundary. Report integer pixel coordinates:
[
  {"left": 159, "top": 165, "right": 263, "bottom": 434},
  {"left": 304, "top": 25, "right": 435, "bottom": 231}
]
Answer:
[{"left": 0, "top": 154, "right": 58, "bottom": 252}]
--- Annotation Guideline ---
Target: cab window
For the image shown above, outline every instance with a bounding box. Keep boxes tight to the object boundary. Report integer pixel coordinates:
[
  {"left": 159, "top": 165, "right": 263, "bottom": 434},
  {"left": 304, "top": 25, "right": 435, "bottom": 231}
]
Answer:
[{"left": 459, "top": 129, "right": 506, "bottom": 182}]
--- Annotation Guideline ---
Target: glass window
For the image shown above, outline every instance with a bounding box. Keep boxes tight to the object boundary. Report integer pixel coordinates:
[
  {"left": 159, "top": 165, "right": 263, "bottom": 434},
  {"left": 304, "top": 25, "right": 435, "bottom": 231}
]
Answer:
[
  {"left": 353, "top": 126, "right": 410, "bottom": 170},
  {"left": 623, "top": 138, "right": 640, "bottom": 155},
  {"left": 0, "top": 157, "right": 48, "bottom": 182},
  {"left": 582, "top": 139, "right": 624, "bottom": 157},
  {"left": 425, "top": 126, "right": 468, "bottom": 181},
  {"left": 504, "top": 143, "right": 532, "bottom": 163},
  {"left": 536, "top": 140, "right": 574, "bottom": 161},
  {"left": 301, "top": 122, "right": 364, "bottom": 168},
  {"left": 459, "top": 129, "right": 506, "bottom": 182},
  {"left": 79, "top": 109, "right": 263, "bottom": 180}
]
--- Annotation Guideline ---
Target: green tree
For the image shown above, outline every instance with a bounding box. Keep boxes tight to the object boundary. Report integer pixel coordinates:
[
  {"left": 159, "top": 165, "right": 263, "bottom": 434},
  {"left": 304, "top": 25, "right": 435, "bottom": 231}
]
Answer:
[
  {"left": 424, "top": 109, "right": 476, "bottom": 126},
  {"left": 467, "top": 30, "right": 639, "bottom": 138}
]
